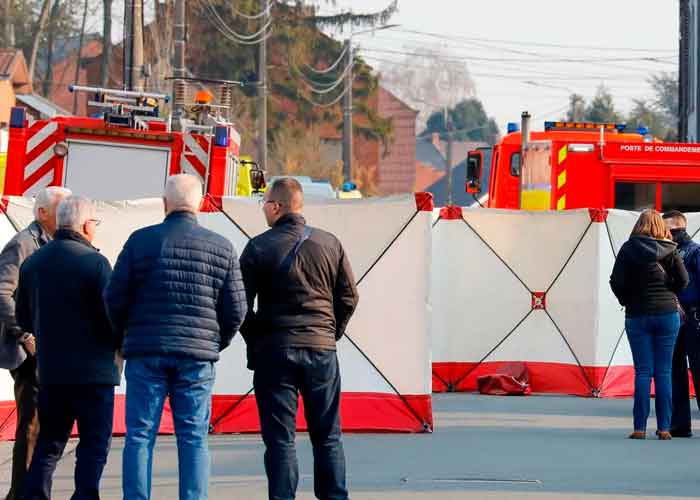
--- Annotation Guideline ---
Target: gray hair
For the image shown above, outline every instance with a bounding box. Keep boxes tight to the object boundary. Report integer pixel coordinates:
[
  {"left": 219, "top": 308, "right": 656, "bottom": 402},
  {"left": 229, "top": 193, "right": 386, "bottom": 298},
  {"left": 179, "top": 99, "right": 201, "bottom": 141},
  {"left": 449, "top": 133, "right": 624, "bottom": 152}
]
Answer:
[
  {"left": 33, "top": 186, "right": 72, "bottom": 218},
  {"left": 56, "top": 196, "right": 95, "bottom": 231},
  {"left": 164, "top": 174, "right": 203, "bottom": 213}
]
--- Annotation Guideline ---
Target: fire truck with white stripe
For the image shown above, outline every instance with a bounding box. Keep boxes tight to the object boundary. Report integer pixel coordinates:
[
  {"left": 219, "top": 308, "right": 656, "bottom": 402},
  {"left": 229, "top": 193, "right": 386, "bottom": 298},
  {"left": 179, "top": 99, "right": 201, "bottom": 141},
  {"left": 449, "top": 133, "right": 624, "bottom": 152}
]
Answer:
[
  {"left": 466, "top": 112, "right": 700, "bottom": 213},
  {"left": 4, "top": 83, "right": 265, "bottom": 201}
]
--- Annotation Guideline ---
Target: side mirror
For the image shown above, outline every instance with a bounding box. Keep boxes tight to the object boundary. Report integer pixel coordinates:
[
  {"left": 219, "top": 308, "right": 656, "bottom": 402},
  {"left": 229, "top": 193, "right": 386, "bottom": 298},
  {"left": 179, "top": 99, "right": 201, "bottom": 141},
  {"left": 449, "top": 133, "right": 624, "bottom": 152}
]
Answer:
[{"left": 466, "top": 151, "right": 483, "bottom": 194}]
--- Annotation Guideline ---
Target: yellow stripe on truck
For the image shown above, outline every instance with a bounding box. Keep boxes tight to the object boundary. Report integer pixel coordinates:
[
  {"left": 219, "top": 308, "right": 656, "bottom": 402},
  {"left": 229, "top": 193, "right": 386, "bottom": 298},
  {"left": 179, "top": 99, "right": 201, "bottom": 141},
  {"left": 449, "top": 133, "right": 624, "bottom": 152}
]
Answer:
[
  {"left": 557, "top": 170, "right": 566, "bottom": 189},
  {"left": 558, "top": 146, "right": 567, "bottom": 165},
  {"left": 557, "top": 195, "right": 566, "bottom": 210}
]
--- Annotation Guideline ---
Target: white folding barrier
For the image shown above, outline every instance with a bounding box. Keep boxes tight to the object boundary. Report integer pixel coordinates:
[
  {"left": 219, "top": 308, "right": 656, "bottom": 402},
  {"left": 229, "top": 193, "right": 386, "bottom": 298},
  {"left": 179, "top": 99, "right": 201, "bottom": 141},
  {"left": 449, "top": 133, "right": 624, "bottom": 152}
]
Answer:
[
  {"left": 432, "top": 206, "right": 643, "bottom": 397},
  {"left": 0, "top": 194, "right": 433, "bottom": 439}
]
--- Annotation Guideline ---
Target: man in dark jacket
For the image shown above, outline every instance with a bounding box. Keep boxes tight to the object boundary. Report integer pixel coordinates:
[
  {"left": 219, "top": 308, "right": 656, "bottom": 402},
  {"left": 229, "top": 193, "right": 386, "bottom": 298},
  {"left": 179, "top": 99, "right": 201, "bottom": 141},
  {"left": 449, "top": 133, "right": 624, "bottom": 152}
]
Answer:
[
  {"left": 103, "top": 174, "right": 247, "bottom": 500},
  {"left": 0, "top": 186, "right": 71, "bottom": 500},
  {"left": 663, "top": 210, "right": 700, "bottom": 437},
  {"left": 15, "top": 195, "right": 119, "bottom": 500},
  {"left": 240, "top": 177, "right": 359, "bottom": 500}
]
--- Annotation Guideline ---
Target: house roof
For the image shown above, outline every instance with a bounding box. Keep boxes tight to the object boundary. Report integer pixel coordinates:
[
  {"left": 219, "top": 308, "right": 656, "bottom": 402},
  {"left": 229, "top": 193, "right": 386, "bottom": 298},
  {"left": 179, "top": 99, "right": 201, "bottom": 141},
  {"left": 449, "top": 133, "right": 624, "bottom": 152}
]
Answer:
[
  {"left": 415, "top": 161, "right": 445, "bottom": 192},
  {"left": 16, "top": 94, "right": 71, "bottom": 118},
  {"left": 0, "top": 49, "right": 31, "bottom": 93},
  {"left": 426, "top": 149, "right": 492, "bottom": 207},
  {"left": 416, "top": 138, "right": 447, "bottom": 171}
]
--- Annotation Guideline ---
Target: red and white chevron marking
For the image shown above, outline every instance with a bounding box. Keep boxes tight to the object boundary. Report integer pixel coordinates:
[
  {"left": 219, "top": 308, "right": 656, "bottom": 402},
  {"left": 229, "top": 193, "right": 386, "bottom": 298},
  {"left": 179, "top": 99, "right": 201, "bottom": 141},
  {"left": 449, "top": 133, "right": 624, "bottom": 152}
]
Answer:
[
  {"left": 23, "top": 121, "right": 58, "bottom": 197},
  {"left": 180, "top": 133, "right": 210, "bottom": 184}
]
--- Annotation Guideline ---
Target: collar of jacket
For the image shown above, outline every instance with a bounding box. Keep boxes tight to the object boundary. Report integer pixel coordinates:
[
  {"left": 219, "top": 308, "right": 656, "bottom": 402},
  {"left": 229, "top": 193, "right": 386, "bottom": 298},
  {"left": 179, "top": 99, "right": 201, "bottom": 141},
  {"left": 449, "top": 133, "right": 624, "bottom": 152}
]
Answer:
[
  {"left": 54, "top": 229, "right": 97, "bottom": 250},
  {"left": 274, "top": 213, "right": 306, "bottom": 227},
  {"left": 28, "top": 220, "right": 51, "bottom": 245},
  {"left": 165, "top": 210, "right": 198, "bottom": 223}
]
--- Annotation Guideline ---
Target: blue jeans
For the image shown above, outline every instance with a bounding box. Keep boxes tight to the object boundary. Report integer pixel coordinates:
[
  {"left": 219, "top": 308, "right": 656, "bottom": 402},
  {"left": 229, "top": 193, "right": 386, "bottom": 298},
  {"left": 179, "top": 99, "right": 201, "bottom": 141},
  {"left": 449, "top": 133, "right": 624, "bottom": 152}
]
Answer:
[
  {"left": 253, "top": 348, "right": 347, "bottom": 500},
  {"left": 122, "top": 357, "right": 215, "bottom": 500},
  {"left": 626, "top": 312, "right": 680, "bottom": 432}
]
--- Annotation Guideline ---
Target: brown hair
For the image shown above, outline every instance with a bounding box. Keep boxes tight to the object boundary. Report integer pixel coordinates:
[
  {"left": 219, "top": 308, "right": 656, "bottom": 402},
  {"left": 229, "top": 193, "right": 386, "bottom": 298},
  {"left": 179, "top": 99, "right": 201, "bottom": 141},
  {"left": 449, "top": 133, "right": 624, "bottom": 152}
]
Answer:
[{"left": 631, "top": 209, "right": 672, "bottom": 240}]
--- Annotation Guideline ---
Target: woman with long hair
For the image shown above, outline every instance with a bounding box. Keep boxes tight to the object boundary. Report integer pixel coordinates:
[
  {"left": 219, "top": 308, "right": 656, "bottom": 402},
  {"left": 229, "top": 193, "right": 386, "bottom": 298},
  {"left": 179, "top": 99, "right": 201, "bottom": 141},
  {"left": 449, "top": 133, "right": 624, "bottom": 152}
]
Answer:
[{"left": 610, "top": 209, "right": 688, "bottom": 440}]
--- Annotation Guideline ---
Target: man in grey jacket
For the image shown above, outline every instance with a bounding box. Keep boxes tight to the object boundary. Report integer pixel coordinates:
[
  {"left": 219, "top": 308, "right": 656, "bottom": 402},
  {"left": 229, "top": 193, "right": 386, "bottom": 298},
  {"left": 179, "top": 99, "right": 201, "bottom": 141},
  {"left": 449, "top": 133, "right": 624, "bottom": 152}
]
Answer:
[{"left": 0, "top": 186, "right": 71, "bottom": 500}]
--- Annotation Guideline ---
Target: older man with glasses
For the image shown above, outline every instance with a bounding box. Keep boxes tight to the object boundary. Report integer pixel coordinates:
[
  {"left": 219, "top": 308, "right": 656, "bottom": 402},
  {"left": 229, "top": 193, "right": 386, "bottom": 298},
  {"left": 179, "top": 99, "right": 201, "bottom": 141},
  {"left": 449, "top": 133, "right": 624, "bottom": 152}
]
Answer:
[{"left": 15, "top": 195, "right": 120, "bottom": 500}]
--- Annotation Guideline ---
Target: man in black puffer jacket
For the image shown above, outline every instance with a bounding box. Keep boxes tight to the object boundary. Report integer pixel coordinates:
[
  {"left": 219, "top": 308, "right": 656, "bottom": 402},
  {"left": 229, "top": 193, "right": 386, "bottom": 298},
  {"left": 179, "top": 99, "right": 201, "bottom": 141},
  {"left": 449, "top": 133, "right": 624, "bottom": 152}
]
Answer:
[
  {"left": 16, "top": 195, "right": 119, "bottom": 500},
  {"left": 103, "top": 174, "right": 247, "bottom": 500},
  {"left": 240, "top": 177, "right": 358, "bottom": 500}
]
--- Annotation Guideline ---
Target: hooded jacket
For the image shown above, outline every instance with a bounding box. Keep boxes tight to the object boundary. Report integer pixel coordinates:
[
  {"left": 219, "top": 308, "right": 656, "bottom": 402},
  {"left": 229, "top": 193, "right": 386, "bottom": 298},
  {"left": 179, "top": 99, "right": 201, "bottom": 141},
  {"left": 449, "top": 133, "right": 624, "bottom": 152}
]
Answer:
[
  {"left": 671, "top": 228, "right": 700, "bottom": 307},
  {"left": 610, "top": 235, "right": 689, "bottom": 317}
]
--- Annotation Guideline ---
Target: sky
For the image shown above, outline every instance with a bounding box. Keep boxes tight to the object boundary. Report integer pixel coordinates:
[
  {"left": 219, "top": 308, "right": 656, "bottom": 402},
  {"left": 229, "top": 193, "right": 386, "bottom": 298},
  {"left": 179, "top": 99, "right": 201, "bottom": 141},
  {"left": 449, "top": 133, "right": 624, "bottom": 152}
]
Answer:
[{"left": 319, "top": 0, "right": 680, "bottom": 134}]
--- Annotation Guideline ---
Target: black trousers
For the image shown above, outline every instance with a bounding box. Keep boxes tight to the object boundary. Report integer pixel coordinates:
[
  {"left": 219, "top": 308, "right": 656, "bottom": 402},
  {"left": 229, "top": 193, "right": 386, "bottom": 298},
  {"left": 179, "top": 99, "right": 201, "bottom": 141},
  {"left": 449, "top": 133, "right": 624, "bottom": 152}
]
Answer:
[
  {"left": 20, "top": 384, "right": 114, "bottom": 500},
  {"left": 670, "top": 319, "right": 700, "bottom": 433},
  {"left": 254, "top": 348, "right": 347, "bottom": 500},
  {"left": 6, "top": 357, "right": 39, "bottom": 500}
]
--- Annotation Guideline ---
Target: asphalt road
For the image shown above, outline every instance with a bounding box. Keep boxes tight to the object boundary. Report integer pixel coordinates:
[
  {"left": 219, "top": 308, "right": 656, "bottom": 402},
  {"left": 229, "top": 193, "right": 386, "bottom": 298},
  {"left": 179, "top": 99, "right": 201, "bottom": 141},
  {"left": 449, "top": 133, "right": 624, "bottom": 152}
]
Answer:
[{"left": 0, "top": 394, "right": 697, "bottom": 499}]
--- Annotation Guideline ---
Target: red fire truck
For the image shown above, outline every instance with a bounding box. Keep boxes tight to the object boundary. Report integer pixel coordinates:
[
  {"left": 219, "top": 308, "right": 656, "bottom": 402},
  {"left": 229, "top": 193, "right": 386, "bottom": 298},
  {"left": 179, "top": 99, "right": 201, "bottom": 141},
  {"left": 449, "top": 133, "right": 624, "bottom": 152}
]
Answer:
[
  {"left": 466, "top": 112, "right": 700, "bottom": 213},
  {"left": 4, "top": 84, "right": 264, "bottom": 201}
]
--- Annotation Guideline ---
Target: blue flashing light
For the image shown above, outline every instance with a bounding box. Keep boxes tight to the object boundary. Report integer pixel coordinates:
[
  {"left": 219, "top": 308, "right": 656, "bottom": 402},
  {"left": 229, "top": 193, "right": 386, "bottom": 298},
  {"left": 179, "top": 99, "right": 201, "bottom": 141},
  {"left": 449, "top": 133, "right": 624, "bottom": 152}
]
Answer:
[
  {"left": 615, "top": 123, "right": 627, "bottom": 132},
  {"left": 341, "top": 181, "right": 357, "bottom": 192},
  {"left": 636, "top": 126, "right": 649, "bottom": 136},
  {"left": 214, "top": 126, "right": 229, "bottom": 147},
  {"left": 544, "top": 121, "right": 555, "bottom": 131},
  {"left": 9, "top": 107, "right": 25, "bottom": 128},
  {"left": 507, "top": 122, "right": 520, "bottom": 134}
]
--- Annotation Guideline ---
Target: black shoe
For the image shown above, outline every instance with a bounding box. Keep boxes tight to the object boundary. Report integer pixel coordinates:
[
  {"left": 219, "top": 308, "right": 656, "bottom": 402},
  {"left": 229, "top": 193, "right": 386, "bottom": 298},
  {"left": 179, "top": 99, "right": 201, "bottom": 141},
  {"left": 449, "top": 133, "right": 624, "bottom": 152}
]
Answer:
[{"left": 670, "top": 428, "right": 693, "bottom": 438}]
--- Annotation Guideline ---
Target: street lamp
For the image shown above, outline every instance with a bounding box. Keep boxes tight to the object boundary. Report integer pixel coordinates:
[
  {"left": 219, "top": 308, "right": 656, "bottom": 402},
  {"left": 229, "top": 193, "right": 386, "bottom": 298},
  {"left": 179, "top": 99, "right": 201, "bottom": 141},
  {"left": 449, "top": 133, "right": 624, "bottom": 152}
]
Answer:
[{"left": 342, "top": 24, "right": 400, "bottom": 184}]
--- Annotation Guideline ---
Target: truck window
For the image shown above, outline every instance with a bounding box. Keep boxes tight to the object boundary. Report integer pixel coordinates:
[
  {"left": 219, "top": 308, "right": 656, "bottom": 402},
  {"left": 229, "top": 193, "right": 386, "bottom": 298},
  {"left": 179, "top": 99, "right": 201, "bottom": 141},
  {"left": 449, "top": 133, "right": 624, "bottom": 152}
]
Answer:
[
  {"left": 510, "top": 152, "right": 521, "bottom": 176},
  {"left": 614, "top": 182, "right": 655, "bottom": 211},
  {"left": 661, "top": 183, "right": 700, "bottom": 213}
]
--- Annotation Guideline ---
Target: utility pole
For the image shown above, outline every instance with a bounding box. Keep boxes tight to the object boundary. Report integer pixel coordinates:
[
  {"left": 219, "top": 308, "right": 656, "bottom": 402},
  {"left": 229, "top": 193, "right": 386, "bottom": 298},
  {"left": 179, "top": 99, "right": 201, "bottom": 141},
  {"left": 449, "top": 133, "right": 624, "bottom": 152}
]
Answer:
[
  {"left": 257, "top": 0, "right": 268, "bottom": 172},
  {"left": 72, "top": 0, "right": 89, "bottom": 114},
  {"left": 123, "top": 0, "right": 144, "bottom": 91},
  {"left": 172, "top": 0, "right": 186, "bottom": 129},
  {"left": 342, "top": 38, "right": 353, "bottom": 184},
  {"left": 680, "top": 0, "right": 690, "bottom": 142},
  {"left": 131, "top": 0, "right": 144, "bottom": 91},
  {"left": 445, "top": 111, "right": 454, "bottom": 206}
]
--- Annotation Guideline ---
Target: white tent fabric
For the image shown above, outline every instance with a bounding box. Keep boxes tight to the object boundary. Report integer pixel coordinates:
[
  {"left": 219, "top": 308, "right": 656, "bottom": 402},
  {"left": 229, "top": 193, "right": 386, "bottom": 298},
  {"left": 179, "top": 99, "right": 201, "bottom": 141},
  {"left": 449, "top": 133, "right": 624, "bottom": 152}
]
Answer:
[
  {"left": 431, "top": 206, "right": 642, "bottom": 397},
  {"left": 0, "top": 194, "right": 433, "bottom": 438}
]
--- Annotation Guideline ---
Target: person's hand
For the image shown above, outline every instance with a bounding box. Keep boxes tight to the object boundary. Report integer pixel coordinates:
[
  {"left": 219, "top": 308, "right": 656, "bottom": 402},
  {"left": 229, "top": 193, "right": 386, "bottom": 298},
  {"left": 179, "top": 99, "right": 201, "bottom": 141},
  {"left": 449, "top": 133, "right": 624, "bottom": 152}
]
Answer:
[{"left": 23, "top": 335, "right": 36, "bottom": 356}]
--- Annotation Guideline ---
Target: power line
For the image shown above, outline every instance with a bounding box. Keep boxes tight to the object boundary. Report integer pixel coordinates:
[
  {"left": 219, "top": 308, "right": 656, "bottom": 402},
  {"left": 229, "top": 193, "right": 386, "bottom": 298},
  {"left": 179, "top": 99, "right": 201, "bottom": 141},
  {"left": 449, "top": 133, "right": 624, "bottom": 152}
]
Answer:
[
  {"left": 199, "top": 0, "right": 271, "bottom": 45},
  {"left": 393, "top": 28, "right": 677, "bottom": 54},
  {"left": 231, "top": 1, "right": 270, "bottom": 20},
  {"left": 304, "top": 44, "right": 349, "bottom": 75},
  {"left": 361, "top": 47, "right": 677, "bottom": 65}
]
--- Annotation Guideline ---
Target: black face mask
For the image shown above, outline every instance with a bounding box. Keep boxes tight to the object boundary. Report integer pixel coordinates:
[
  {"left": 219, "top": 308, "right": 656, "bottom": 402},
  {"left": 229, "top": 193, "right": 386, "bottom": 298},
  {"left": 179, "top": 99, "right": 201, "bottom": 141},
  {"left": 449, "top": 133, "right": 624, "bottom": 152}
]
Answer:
[{"left": 671, "top": 228, "right": 689, "bottom": 243}]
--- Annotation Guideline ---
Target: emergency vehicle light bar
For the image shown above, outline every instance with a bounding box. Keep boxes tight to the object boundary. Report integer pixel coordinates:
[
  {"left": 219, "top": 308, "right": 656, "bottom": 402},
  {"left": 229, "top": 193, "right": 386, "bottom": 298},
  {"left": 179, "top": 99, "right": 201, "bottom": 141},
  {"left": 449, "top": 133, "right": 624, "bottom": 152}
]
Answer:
[{"left": 544, "top": 121, "right": 626, "bottom": 132}]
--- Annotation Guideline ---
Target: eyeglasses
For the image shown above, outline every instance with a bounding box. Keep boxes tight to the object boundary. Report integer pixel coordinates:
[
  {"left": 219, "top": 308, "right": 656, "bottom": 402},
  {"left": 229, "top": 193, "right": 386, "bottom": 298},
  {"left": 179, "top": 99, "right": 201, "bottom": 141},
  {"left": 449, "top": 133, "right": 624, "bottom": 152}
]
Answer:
[
  {"left": 259, "top": 198, "right": 282, "bottom": 208},
  {"left": 89, "top": 219, "right": 102, "bottom": 227}
]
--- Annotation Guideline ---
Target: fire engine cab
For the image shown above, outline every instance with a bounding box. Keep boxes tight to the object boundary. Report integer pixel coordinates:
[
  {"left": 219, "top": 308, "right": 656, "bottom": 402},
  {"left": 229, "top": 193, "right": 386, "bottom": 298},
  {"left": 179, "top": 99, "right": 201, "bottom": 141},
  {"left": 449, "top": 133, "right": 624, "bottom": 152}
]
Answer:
[
  {"left": 4, "top": 84, "right": 265, "bottom": 200},
  {"left": 467, "top": 112, "right": 700, "bottom": 213}
]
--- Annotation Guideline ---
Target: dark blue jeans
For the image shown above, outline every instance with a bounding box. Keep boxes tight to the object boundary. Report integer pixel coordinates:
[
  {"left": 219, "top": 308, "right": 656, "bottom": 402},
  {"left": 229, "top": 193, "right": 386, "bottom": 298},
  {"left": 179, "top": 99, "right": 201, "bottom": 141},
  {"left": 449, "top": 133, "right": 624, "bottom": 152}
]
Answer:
[
  {"left": 671, "top": 318, "right": 700, "bottom": 432},
  {"left": 253, "top": 348, "right": 347, "bottom": 500},
  {"left": 122, "top": 357, "right": 215, "bottom": 500},
  {"left": 626, "top": 312, "right": 680, "bottom": 432},
  {"left": 20, "top": 384, "right": 114, "bottom": 500}
]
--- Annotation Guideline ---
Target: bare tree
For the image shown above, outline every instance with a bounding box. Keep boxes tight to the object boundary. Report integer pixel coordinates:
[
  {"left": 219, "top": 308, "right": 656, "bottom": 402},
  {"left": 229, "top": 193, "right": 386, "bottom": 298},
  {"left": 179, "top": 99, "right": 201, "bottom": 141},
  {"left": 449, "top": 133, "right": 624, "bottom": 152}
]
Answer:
[
  {"left": 28, "top": 0, "right": 52, "bottom": 87},
  {"left": 379, "top": 44, "right": 476, "bottom": 129}
]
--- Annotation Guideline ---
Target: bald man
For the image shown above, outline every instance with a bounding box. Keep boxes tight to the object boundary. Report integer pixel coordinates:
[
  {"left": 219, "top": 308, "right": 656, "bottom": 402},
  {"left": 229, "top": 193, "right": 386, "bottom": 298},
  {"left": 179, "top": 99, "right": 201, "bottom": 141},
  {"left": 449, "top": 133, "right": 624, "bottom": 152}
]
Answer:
[{"left": 240, "top": 178, "right": 359, "bottom": 500}]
